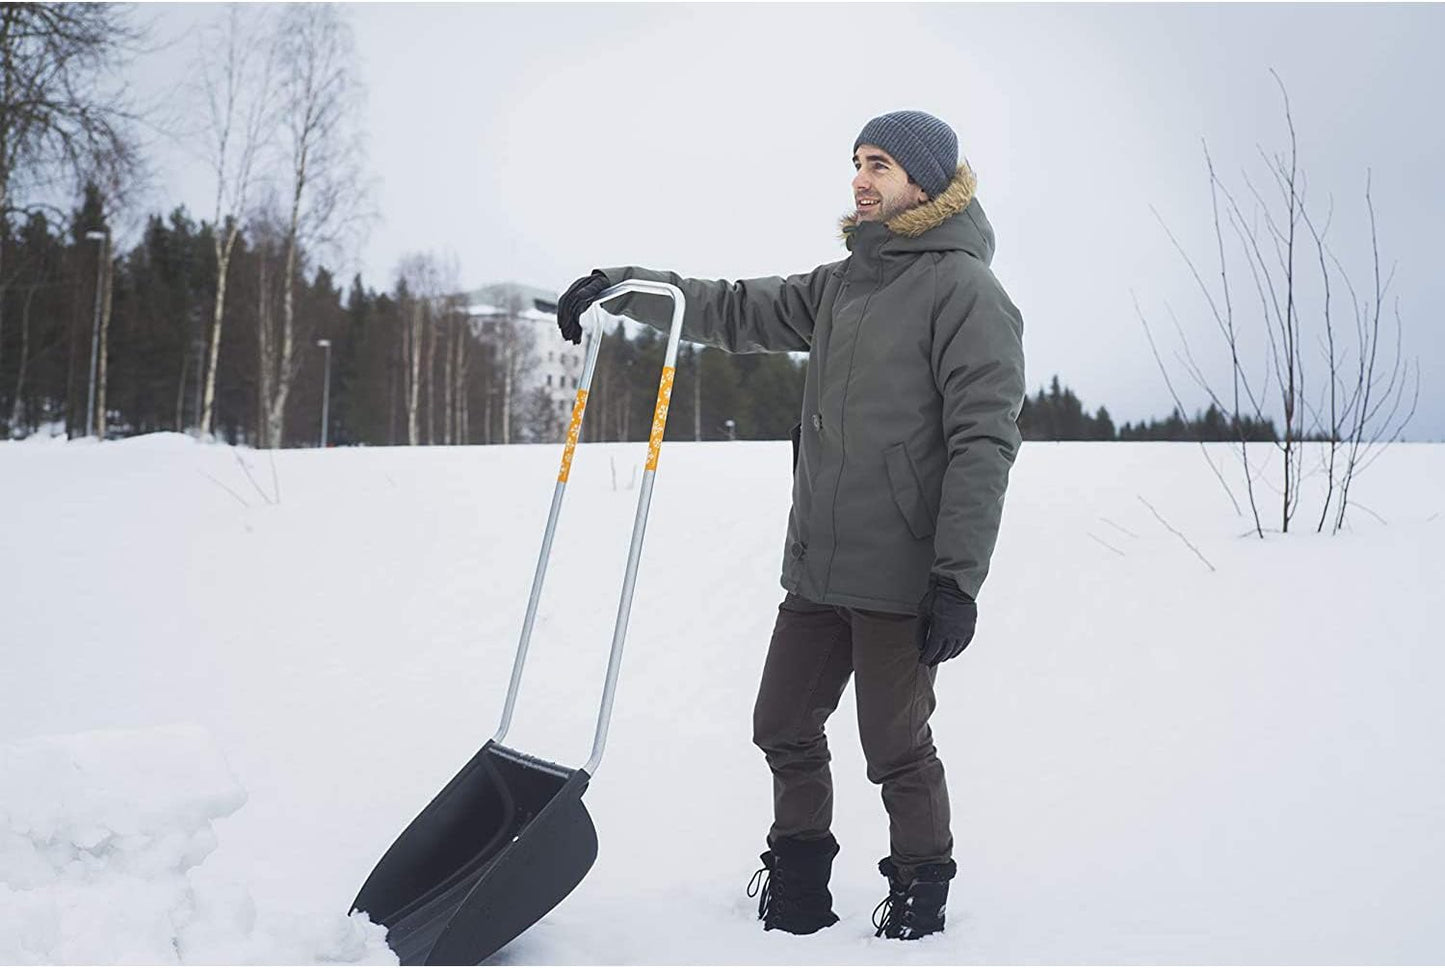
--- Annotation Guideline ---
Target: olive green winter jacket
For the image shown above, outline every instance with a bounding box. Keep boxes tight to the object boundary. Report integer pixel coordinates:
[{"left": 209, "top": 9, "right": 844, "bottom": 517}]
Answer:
[{"left": 597, "top": 164, "right": 1025, "bottom": 613}]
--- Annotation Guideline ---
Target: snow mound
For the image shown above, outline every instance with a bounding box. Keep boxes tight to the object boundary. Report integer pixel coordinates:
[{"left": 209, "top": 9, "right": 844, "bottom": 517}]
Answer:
[
  {"left": 0, "top": 422, "right": 69, "bottom": 445},
  {"left": 0, "top": 725, "right": 395, "bottom": 966},
  {"left": 107, "top": 431, "right": 204, "bottom": 451},
  {"left": 0, "top": 724, "right": 245, "bottom": 887}
]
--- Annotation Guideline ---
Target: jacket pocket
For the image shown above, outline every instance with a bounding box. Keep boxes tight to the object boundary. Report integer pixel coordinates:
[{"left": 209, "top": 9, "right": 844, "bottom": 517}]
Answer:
[{"left": 883, "top": 442, "right": 935, "bottom": 540}]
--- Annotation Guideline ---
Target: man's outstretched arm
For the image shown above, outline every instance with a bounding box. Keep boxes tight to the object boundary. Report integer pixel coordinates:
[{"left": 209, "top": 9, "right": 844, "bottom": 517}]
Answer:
[{"left": 557, "top": 263, "right": 840, "bottom": 354}]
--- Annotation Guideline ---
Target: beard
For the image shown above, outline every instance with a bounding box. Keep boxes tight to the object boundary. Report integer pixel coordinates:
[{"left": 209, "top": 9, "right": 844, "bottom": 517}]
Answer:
[
  {"left": 876, "top": 190, "right": 922, "bottom": 222},
  {"left": 857, "top": 188, "right": 924, "bottom": 223}
]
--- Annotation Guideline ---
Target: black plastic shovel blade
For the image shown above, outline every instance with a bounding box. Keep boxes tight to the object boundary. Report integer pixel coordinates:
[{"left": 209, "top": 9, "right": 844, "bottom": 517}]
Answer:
[{"left": 352, "top": 741, "right": 598, "bottom": 965}]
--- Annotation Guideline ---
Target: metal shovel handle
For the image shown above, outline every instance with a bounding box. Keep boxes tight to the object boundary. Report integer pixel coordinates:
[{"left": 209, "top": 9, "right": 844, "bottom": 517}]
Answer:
[{"left": 491, "top": 281, "right": 685, "bottom": 777}]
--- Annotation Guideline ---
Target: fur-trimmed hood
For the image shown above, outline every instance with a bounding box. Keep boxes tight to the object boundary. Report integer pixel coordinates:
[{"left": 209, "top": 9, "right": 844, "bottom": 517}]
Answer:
[{"left": 840, "top": 162, "right": 995, "bottom": 265}]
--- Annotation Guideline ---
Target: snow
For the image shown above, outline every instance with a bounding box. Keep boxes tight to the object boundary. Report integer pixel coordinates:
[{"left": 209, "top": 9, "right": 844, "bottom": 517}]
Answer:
[
  {"left": 1, "top": 433, "right": 1442, "bottom": 963},
  {"left": 0, "top": 725, "right": 391, "bottom": 964}
]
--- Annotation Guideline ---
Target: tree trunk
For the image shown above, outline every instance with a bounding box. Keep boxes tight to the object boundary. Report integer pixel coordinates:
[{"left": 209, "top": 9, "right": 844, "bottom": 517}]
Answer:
[
  {"left": 386, "top": 347, "right": 398, "bottom": 446},
  {"left": 9, "top": 283, "right": 38, "bottom": 433},
  {"left": 201, "top": 225, "right": 239, "bottom": 438},
  {"left": 423, "top": 302, "right": 436, "bottom": 444},
  {"left": 501, "top": 340, "right": 513, "bottom": 446},
  {"left": 66, "top": 267, "right": 79, "bottom": 436},
  {"left": 483, "top": 381, "right": 492, "bottom": 446},
  {"left": 268, "top": 223, "right": 299, "bottom": 448},
  {"left": 459, "top": 350, "right": 469, "bottom": 445},
  {"left": 441, "top": 313, "right": 455, "bottom": 445},
  {"left": 0, "top": 130, "right": 9, "bottom": 433},
  {"left": 454, "top": 317, "right": 467, "bottom": 444},
  {"left": 175, "top": 342, "right": 190, "bottom": 433},
  {"left": 256, "top": 251, "right": 275, "bottom": 446},
  {"left": 0, "top": 239, "right": 6, "bottom": 432},
  {"left": 404, "top": 299, "right": 421, "bottom": 445},
  {"left": 94, "top": 235, "right": 113, "bottom": 438}
]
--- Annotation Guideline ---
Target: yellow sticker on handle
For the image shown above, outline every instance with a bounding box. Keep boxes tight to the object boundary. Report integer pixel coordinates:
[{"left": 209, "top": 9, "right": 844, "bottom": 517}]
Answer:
[
  {"left": 557, "top": 389, "right": 588, "bottom": 483},
  {"left": 645, "top": 366, "right": 675, "bottom": 472}
]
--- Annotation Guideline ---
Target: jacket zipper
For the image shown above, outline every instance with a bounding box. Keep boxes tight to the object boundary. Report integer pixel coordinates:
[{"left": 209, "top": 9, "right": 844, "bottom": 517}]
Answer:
[{"left": 821, "top": 257, "right": 884, "bottom": 595}]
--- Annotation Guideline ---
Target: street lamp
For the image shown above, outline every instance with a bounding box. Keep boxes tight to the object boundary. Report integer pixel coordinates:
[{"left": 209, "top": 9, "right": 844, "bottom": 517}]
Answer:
[
  {"left": 84, "top": 229, "right": 107, "bottom": 438},
  {"left": 316, "top": 339, "right": 332, "bottom": 448}
]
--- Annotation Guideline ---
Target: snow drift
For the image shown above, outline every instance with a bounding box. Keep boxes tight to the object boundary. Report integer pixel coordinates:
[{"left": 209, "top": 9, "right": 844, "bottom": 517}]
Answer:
[{"left": 0, "top": 725, "right": 394, "bottom": 965}]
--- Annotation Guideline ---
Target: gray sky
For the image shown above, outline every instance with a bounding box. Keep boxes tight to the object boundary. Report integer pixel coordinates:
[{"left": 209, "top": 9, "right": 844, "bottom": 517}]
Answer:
[{"left": 137, "top": 3, "right": 1445, "bottom": 439}]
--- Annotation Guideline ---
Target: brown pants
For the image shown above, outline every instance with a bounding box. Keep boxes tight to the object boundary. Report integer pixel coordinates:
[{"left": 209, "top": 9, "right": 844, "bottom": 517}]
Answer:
[{"left": 752, "top": 592, "right": 952, "bottom": 875}]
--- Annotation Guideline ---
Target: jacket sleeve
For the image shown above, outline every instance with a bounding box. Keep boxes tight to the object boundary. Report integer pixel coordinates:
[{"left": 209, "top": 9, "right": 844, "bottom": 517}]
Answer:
[
  {"left": 593, "top": 263, "right": 839, "bottom": 353},
  {"left": 929, "top": 262, "right": 1026, "bottom": 600}
]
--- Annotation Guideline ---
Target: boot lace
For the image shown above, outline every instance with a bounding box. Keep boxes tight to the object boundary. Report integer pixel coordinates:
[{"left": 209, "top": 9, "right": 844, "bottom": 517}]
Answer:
[
  {"left": 747, "top": 863, "right": 771, "bottom": 920},
  {"left": 872, "top": 889, "right": 906, "bottom": 938},
  {"left": 748, "top": 857, "right": 799, "bottom": 924}
]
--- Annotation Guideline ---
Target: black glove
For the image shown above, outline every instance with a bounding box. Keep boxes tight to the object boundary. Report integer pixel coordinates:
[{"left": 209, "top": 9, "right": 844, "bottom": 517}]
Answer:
[
  {"left": 916, "top": 575, "right": 977, "bottom": 667},
  {"left": 556, "top": 271, "right": 610, "bottom": 344}
]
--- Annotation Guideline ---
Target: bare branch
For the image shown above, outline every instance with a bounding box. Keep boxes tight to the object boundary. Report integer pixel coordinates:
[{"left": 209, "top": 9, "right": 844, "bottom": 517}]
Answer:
[
  {"left": 1100, "top": 517, "right": 1140, "bottom": 540},
  {"left": 198, "top": 469, "right": 252, "bottom": 508},
  {"left": 1138, "top": 495, "right": 1217, "bottom": 573},
  {"left": 233, "top": 447, "right": 275, "bottom": 505},
  {"left": 1088, "top": 533, "right": 1127, "bottom": 558},
  {"left": 1134, "top": 291, "right": 1244, "bottom": 518}
]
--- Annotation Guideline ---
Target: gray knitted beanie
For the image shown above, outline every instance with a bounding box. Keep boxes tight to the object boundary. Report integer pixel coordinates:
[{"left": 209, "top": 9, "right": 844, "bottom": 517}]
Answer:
[{"left": 854, "top": 110, "right": 958, "bottom": 198}]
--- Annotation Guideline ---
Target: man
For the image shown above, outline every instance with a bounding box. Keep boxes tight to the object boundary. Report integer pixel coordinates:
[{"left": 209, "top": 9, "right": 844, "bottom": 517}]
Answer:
[{"left": 555, "top": 110, "right": 1025, "bottom": 941}]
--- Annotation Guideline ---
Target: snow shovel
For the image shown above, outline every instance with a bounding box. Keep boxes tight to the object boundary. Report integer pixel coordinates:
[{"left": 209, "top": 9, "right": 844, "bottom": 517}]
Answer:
[{"left": 351, "top": 281, "right": 686, "bottom": 965}]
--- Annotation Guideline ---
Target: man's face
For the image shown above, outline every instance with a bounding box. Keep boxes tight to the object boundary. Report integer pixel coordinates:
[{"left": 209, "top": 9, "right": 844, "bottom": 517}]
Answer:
[{"left": 852, "top": 144, "right": 928, "bottom": 222}]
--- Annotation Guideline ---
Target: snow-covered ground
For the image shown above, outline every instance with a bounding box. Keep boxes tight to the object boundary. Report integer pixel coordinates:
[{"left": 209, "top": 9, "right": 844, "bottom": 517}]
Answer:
[
  {"left": 2, "top": 432, "right": 1442, "bottom": 964},
  {"left": 0, "top": 724, "right": 391, "bottom": 964}
]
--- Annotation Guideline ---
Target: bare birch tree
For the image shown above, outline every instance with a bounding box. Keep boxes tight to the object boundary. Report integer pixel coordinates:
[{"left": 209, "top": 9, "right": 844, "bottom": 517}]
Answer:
[
  {"left": 260, "top": 3, "right": 365, "bottom": 448},
  {"left": 1323, "top": 175, "right": 1418, "bottom": 533},
  {"left": 452, "top": 298, "right": 473, "bottom": 445},
  {"left": 394, "top": 252, "right": 458, "bottom": 446},
  {"left": 441, "top": 297, "right": 459, "bottom": 445},
  {"left": 423, "top": 285, "right": 436, "bottom": 445},
  {"left": 0, "top": 3, "right": 138, "bottom": 437},
  {"left": 1143, "top": 73, "right": 1418, "bottom": 536},
  {"left": 405, "top": 299, "right": 424, "bottom": 445},
  {"left": 495, "top": 296, "right": 538, "bottom": 446},
  {"left": 6, "top": 223, "right": 45, "bottom": 432},
  {"left": 195, "top": 5, "right": 275, "bottom": 438},
  {"left": 431, "top": 295, "right": 474, "bottom": 446},
  {"left": 398, "top": 271, "right": 423, "bottom": 446},
  {"left": 252, "top": 216, "right": 281, "bottom": 445},
  {"left": 93, "top": 228, "right": 112, "bottom": 436}
]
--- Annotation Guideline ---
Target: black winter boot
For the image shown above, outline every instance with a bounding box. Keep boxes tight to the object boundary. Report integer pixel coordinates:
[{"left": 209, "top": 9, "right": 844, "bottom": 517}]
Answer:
[
  {"left": 873, "top": 857, "right": 956, "bottom": 940},
  {"left": 746, "top": 834, "right": 841, "bottom": 935}
]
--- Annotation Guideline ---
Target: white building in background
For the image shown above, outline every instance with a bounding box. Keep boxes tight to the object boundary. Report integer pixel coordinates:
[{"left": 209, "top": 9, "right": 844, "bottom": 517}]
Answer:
[{"left": 464, "top": 282, "right": 581, "bottom": 433}]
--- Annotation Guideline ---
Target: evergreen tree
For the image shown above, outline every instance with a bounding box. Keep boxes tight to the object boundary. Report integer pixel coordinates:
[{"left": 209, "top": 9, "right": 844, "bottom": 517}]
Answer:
[{"left": 1092, "top": 406, "right": 1115, "bottom": 441}]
